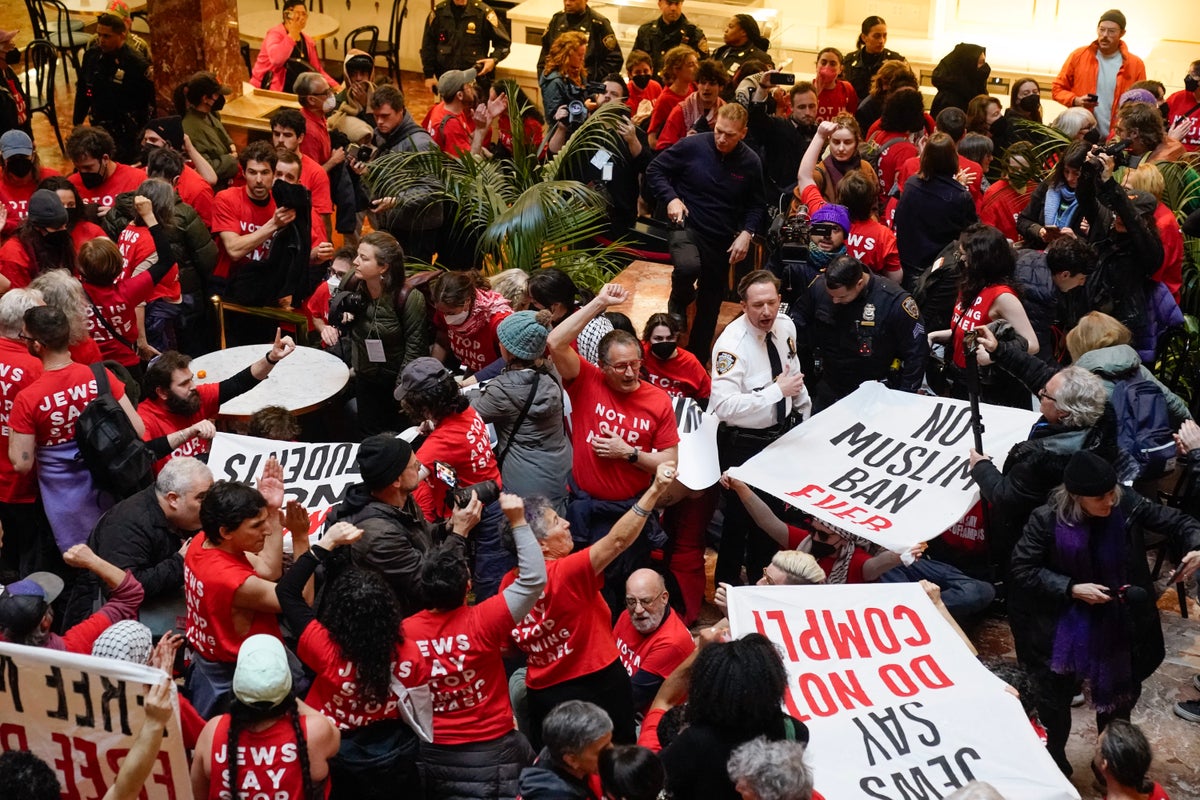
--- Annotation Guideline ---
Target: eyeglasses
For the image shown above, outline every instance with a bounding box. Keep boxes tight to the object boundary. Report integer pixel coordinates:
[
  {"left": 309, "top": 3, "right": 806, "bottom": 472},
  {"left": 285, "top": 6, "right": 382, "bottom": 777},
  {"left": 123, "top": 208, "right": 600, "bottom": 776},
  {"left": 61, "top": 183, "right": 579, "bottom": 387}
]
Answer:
[
  {"left": 604, "top": 359, "right": 643, "bottom": 374},
  {"left": 810, "top": 223, "right": 840, "bottom": 239},
  {"left": 1037, "top": 388, "right": 1056, "bottom": 402},
  {"left": 625, "top": 593, "right": 664, "bottom": 610},
  {"left": 17, "top": 333, "right": 37, "bottom": 344}
]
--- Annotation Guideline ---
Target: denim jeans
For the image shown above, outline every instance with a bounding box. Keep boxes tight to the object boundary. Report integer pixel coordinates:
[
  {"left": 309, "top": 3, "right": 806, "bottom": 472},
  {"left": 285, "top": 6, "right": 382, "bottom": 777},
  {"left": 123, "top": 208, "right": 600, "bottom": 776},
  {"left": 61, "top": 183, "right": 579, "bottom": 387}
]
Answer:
[{"left": 880, "top": 557, "right": 995, "bottom": 621}]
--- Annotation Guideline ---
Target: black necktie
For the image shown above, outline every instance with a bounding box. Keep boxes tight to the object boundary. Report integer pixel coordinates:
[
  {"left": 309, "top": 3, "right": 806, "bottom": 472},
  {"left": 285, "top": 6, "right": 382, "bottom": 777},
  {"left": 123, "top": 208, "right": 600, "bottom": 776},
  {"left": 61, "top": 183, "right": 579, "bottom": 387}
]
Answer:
[{"left": 766, "top": 331, "right": 786, "bottom": 425}]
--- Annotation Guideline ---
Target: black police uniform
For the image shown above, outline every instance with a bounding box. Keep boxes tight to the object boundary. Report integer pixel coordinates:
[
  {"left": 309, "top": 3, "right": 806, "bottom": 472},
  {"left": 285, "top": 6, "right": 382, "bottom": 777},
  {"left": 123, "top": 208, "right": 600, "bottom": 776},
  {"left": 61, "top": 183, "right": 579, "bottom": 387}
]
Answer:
[
  {"left": 798, "top": 272, "right": 927, "bottom": 411},
  {"left": 632, "top": 14, "right": 708, "bottom": 76},
  {"left": 73, "top": 44, "right": 154, "bottom": 164},
  {"left": 420, "top": 0, "right": 512, "bottom": 88},
  {"left": 711, "top": 43, "right": 772, "bottom": 74},
  {"left": 537, "top": 6, "right": 624, "bottom": 81},
  {"left": 842, "top": 45, "right": 905, "bottom": 101}
]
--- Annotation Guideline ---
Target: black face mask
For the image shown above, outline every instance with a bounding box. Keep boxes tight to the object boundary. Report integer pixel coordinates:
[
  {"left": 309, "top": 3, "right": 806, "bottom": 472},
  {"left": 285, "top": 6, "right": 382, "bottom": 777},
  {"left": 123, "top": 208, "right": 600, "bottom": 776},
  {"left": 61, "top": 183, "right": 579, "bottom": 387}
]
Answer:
[
  {"left": 4, "top": 49, "right": 20, "bottom": 66},
  {"left": 650, "top": 340, "right": 677, "bottom": 359},
  {"left": 43, "top": 229, "right": 71, "bottom": 249},
  {"left": 211, "top": 94, "right": 226, "bottom": 112},
  {"left": 139, "top": 143, "right": 159, "bottom": 166},
  {"left": 1185, "top": 75, "right": 1199, "bottom": 93},
  {"left": 1159, "top": 102, "right": 1171, "bottom": 121},
  {"left": 4, "top": 155, "right": 32, "bottom": 178},
  {"left": 65, "top": 205, "right": 81, "bottom": 226},
  {"left": 1082, "top": 127, "right": 1101, "bottom": 145},
  {"left": 1018, "top": 93, "right": 1041, "bottom": 113},
  {"left": 809, "top": 540, "right": 837, "bottom": 560},
  {"left": 79, "top": 160, "right": 107, "bottom": 189},
  {"left": 631, "top": 74, "right": 653, "bottom": 90}
]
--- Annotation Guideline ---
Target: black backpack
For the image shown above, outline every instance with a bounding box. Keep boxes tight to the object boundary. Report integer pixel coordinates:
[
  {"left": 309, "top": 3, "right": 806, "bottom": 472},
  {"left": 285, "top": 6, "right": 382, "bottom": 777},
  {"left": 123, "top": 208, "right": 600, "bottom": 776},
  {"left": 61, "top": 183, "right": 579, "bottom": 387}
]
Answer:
[
  {"left": 75, "top": 364, "right": 155, "bottom": 499},
  {"left": 1110, "top": 367, "right": 1176, "bottom": 483}
]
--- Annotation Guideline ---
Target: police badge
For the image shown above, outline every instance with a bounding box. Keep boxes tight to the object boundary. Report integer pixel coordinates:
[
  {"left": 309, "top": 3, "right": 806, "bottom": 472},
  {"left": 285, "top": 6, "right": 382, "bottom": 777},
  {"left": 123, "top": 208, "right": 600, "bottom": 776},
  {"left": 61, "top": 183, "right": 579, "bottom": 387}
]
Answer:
[{"left": 715, "top": 352, "right": 737, "bottom": 375}]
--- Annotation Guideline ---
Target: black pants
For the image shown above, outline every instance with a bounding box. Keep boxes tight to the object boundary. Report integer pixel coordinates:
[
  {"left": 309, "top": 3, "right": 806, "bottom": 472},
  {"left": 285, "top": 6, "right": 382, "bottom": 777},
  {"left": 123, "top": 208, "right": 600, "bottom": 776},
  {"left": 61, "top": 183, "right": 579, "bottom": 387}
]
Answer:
[
  {"left": 525, "top": 659, "right": 636, "bottom": 750},
  {"left": 0, "top": 500, "right": 60, "bottom": 579},
  {"left": 669, "top": 228, "right": 743, "bottom": 360},
  {"left": 1033, "top": 665, "right": 1139, "bottom": 777},
  {"left": 714, "top": 425, "right": 784, "bottom": 587},
  {"left": 355, "top": 373, "right": 404, "bottom": 437}
]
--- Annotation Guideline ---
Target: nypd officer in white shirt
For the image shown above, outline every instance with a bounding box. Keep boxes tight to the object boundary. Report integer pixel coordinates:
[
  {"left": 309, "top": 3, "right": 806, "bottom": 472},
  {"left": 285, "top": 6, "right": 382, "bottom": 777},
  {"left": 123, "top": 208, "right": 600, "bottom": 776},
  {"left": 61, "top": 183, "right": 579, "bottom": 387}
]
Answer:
[{"left": 709, "top": 269, "right": 811, "bottom": 586}]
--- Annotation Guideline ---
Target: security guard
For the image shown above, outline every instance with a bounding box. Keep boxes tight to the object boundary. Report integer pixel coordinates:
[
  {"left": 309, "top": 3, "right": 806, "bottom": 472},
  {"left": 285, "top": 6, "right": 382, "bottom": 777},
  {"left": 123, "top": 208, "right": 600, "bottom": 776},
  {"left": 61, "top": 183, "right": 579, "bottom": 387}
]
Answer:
[
  {"left": 420, "top": 0, "right": 512, "bottom": 94},
  {"left": 710, "top": 270, "right": 811, "bottom": 587},
  {"left": 797, "top": 254, "right": 927, "bottom": 412},
  {"left": 73, "top": 11, "right": 154, "bottom": 164},
  {"left": 537, "top": 0, "right": 624, "bottom": 81},
  {"left": 632, "top": 0, "right": 708, "bottom": 76}
]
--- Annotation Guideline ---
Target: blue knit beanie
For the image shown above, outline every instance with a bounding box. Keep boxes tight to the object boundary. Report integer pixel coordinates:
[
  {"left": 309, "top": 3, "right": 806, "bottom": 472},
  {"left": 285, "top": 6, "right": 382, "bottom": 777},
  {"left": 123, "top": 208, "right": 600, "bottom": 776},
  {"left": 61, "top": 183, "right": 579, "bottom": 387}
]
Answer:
[{"left": 497, "top": 311, "right": 550, "bottom": 360}]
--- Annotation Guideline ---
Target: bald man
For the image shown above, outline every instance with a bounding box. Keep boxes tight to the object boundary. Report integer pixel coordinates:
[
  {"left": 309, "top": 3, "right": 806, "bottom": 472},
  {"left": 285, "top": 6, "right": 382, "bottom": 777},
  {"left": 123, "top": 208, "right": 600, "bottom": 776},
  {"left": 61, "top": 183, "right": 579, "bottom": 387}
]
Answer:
[{"left": 612, "top": 568, "right": 695, "bottom": 712}]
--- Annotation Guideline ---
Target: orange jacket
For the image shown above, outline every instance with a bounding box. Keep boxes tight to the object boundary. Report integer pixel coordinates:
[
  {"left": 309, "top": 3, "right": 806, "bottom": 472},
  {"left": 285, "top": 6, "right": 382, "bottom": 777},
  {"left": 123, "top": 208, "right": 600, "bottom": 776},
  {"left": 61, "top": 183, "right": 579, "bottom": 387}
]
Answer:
[{"left": 1051, "top": 40, "right": 1146, "bottom": 133}]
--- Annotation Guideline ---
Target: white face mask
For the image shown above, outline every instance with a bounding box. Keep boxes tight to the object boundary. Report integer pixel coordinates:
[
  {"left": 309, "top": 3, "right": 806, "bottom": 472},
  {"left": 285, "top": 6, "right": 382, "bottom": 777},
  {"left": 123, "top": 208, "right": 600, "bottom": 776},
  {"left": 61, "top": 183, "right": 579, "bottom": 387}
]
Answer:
[
  {"left": 323, "top": 94, "right": 337, "bottom": 114},
  {"left": 327, "top": 274, "right": 341, "bottom": 289},
  {"left": 444, "top": 310, "right": 469, "bottom": 326}
]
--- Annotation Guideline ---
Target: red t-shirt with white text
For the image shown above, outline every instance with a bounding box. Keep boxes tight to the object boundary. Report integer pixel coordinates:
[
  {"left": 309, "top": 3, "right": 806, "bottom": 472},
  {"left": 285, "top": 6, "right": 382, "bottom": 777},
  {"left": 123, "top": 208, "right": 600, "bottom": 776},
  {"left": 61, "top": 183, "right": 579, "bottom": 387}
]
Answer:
[
  {"left": 211, "top": 187, "right": 278, "bottom": 280},
  {"left": 816, "top": 81, "right": 859, "bottom": 121},
  {"left": 613, "top": 607, "right": 695, "bottom": 679},
  {"left": 566, "top": 359, "right": 680, "bottom": 500},
  {"left": 799, "top": 183, "right": 899, "bottom": 277},
  {"left": 183, "top": 534, "right": 282, "bottom": 663},
  {"left": 139, "top": 382, "right": 222, "bottom": 468},
  {"left": 118, "top": 223, "right": 181, "bottom": 304},
  {"left": 1166, "top": 90, "right": 1200, "bottom": 152},
  {"left": 413, "top": 407, "right": 502, "bottom": 520},
  {"left": 0, "top": 338, "right": 44, "bottom": 503},
  {"left": 9, "top": 362, "right": 124, "bottom": 446},
  {"left": 0, "top": 168, "right": 60, "bottom": 237},
  {"left": 641, "top": 342, "right": 711, "bottom": 400},
  {"left": 83, "top": 271, "right": 157, "bottom": 366},
  {"left": 68, "top": 163, "right": 147, "bottom": 208}
]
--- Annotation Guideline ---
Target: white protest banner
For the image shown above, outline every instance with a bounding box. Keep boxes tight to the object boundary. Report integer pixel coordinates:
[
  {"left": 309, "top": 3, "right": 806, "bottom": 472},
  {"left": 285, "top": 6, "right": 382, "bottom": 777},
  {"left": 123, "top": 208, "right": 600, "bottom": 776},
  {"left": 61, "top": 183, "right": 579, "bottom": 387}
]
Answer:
[
  {"left": 672, "top": 395, "right": 720, "bottom": 490},
  {"left": 0, "top": 642, "right": 191, "bottom": 800},
  {"left": 207, "top": 432, "right": 360, "bottom": 531},
  {"left": 728, "top": 382, "right": 1039, "bottom": 550},
  {"left": 727, "top": 584, "right": 1078, "bottom": 800}
]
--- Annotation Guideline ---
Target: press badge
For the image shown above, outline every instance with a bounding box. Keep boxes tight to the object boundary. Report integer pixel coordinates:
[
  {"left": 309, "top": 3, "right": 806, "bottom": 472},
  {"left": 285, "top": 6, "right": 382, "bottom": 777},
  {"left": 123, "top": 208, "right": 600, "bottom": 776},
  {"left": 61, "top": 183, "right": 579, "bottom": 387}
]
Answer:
[
  {"left": 602, "top": 162, "right": 614, "bottom": 181},
  {"left": 365, "top": 338, "right": 386, "bottom": 362},
  {"left": 591, "top": 149, "right": 612, "bottom": 169}
]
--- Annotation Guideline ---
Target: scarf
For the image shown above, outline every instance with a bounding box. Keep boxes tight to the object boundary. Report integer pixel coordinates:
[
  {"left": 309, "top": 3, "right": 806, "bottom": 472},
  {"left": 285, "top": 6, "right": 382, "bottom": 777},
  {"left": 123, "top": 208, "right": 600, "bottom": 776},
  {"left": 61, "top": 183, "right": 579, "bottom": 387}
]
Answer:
[
  {"left": 678, "top": 93, "right": 720, "bottom": 134},
  {"left": 1049, "top": 507, "right": 1134, "bottom": 713},
  {"left": 820, "top": 154, "right": 862, "bottom": 193},
  {"left": 1043, "top": 183, "right": 1078, "bottom": 229},
  {"left": 449, "top": 288, "right": 513, "bottom": 339},
  {"left": 808, "top": 241, "right": 847, "bottom": 269}
]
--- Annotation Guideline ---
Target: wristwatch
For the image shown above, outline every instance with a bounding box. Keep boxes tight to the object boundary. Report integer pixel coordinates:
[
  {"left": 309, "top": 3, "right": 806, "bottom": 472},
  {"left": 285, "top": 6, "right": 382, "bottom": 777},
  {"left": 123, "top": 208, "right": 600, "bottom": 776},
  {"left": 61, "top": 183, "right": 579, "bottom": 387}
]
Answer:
[{"left": 626, "top": 447, "right": 639, "bottom": 463}]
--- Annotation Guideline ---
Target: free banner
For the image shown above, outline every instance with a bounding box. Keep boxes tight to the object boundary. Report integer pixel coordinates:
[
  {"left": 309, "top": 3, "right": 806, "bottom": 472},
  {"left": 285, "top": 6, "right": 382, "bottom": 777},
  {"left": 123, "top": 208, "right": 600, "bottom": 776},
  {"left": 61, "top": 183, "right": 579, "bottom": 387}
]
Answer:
[
  {"left": 207, "top": 432, "right": 361, "bottom": 530},
  {"left": 0, "top": 642, "right": 191, "bottom": 800},
  {"left": 728, "top": 382, "right": 1040, "bottom": 551},
  {"left": 727, "top": 584, "right": 1078, "bottom": 800}
]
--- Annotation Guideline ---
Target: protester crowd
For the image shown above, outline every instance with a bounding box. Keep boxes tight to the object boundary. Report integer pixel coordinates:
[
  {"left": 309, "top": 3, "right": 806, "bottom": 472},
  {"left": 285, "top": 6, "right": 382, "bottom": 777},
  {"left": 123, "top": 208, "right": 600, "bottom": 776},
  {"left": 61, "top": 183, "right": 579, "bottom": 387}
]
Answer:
[{"left": 2, "top": 0, "right": 1200, "bottom": 797}]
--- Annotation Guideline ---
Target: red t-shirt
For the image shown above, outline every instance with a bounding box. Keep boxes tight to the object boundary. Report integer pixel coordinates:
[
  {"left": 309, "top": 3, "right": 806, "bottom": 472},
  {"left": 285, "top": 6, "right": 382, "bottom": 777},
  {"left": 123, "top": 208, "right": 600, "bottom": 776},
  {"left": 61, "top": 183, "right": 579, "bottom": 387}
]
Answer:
[
  {"left": 69, "top": 336, "right": 104, "bottom": 366},
  {"left": 305, "top": 279, "right": 333, "bottom": 326},
  {"left": 817, "top": 546, "right": 872, "bottom": 584},
  {"left": 177, "top": 164, "right": 215, "bottom": 227},
  {"left": 423, "top": 103, "right": 474, "bottom": 157},
  {"left": 0, "top": 338, "right": 43, "bottom": 503},
  {"left": 868, "top": 130, "right": 919, "bottom": 198},
  {"left": 139, "top": 381, "right": 222, "bottom": 468},
  {"left": 0, "top": 236, "right": 34, "bottom": 289},
  {"left": 9, "top": 362, "right": 125, "bottom": 446},
  {"left": 979, "top": 180, "right": 1032, "bottom": 243},
  {"left": 648, "top": 85, "right": 692, "bottom": 137},
  {"left": 641, "top": 342, "right": 710, "bottom": 400},
  {"left": 613, "top": 608, "right": 694, "bottom": 679},
  {"left": 69, "top": 163, "right": 147, "bottom": 208},
  {"left": 300, "top": 153, "right": 334, "bottom": 215},
  {"left": 504, "top": 548, "right": 617, "bottom": 690},
  {"left": 951, "top": 285, "right": 1016, "bottom": 369},
  {"left": 413, "top": 407, "right": 501, "bottom": 520},
  {"left": 299, "top": 621, "right": 431, "bottom": 731},
  {"left": 118, "top": 223, "right": 181, "bottom": 304},
  {"left": 799, "top": 184, "right": 899, "bottom": 277},
  {"left": 655, "top": 100, "right": 722, "bottom": 151},
  {"left": 816, "top": 81, "right": 859, "bottom": 121},
  {"left": 433, "top": 307, "right": 510, "bottom": 373},
  {"left": 627, "top": 78, "right": 663, "bottom": 113},
  {"left": 0, "top": 168, "right": 60, "bottom": 237},
  {"left": 207, "top": 714, "right": 328, "bottom": 800},
  {"left": 83, "top": 272, "right": 158, "bottom": 366},
  {"left": 183, "top": 534, "right": 282, "bottom": 663},
  {"left": 72, "top": 220, "right": 108, "bottom": 251},
  {"left": 300, "top": 107, "right": 333, "bottom": 165},
  {"left": 404, "top": 594, "right": 518, "bottom": 745},
  {"left": 1166, "top": 90, "right": 1200, "bottom": 152},
  {"left": 211, "top": 186, "right": 278, "bottom": 280},
  {"left": 566, "top": 359, "right": 679, "bottom": 500},
  {"left": 1153, "top": 203, "right": 1183, "bottom": 303}
]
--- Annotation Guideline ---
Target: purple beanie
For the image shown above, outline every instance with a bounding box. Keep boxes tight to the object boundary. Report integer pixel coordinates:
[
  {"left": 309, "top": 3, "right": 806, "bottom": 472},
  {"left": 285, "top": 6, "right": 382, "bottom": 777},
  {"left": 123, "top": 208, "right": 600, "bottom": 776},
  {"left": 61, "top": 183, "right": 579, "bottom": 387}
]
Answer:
[{"left": 810, "top": 203, "right": 851, "bottom": 234}]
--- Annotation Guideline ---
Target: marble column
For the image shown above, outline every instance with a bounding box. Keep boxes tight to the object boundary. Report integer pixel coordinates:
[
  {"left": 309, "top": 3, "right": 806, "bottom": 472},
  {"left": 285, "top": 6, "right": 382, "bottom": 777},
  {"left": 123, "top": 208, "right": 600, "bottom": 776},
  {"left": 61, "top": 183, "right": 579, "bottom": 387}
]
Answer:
[{"left": 148, "top": 0, "right": 245, "bottom": 115}]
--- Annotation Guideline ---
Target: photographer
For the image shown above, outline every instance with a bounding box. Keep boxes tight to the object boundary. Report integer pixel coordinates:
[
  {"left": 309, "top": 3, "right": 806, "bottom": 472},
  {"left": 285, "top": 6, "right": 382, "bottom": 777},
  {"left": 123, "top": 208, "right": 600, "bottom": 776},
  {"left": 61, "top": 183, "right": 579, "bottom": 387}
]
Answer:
[
  {"left": 1075, "top": 144, "right": 1163, "bottom": 343},
  {"left": 541, "top": 32, "right": 591, "bottom": 135},
  {"left": 744, "top": 74, "right": 818, "bottom": 200},
  {"left": 396, "top": 357, "right": 513, "bottom": 601}
]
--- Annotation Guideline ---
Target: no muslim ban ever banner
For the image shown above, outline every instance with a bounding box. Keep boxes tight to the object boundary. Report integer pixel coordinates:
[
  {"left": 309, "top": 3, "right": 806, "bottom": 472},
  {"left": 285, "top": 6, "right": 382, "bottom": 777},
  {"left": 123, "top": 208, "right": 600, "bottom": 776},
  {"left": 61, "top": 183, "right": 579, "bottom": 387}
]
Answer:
[
  {"left": 727, "top": 584, "right": 1079, "bottom": 800},
  {"left": 0, "top": 642, "right": 192, "bottom": 800},
  {"left": 728, "top": 382, "right": 1040, "bottom": 551}
]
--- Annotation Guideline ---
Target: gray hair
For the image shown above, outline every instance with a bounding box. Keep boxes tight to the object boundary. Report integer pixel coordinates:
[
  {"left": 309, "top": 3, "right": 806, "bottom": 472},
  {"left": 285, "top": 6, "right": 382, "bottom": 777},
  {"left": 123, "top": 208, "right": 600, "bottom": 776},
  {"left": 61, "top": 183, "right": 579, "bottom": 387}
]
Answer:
[
  {"left": 293, "top": 72, "right": 325, "bottom": 97},
  {"left": 28, "top": 270, "right": 89, "bottom": 345},
  {"left": 1051, "top": 107, "right": 1097, "bottom": 140},
  {"left": 1049, "top": 483, "right": 1123, "bottom": 524},
  {"left": 945, "top": 782, "right": 1007, "bottom": 800},
  {"left": 0, "top": 288, "right": 44, "bottom": 338},
  {"left": 488, "top": 268, "right": 529, "bottom": 310},
  {"left": 542, "top": 700, "right": 613, "bottom": 760},
  {"left": 522, "top": 495, "right": 557, "bottom": 540},
  {"left": 136, "top": 178, "right": 176, "bottom": 229},
  {"left": 1052, "top": 366, "right": 1106, "bottom": 428},
  {"left": 156, "top": 456, "right": 213, "bottom": 497},
  {"left": 726, "top": 737, "right": 813, "bottom": 800}
]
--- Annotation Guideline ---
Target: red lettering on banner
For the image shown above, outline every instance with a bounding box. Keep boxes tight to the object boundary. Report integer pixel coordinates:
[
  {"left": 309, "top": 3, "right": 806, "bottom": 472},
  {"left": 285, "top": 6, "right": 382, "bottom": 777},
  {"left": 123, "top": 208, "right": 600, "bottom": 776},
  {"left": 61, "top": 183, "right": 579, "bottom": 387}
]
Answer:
[
  {"left": 785, "top": 484, "right": 893, "bottom": 531},
  {"left": 760, "top": 607, "right": 931, "bottom": 663},
  {"left": 878, "top": 655, "right": 955, "bottom": 698}
]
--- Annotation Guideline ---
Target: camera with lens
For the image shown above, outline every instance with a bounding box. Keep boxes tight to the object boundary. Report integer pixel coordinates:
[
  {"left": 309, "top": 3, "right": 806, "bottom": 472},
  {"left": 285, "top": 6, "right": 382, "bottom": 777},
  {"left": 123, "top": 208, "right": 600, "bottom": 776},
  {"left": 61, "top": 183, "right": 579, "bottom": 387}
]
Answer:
[
  {"left": 567, "top": 99, "right": 589, "bottom": 127},
  {"left": 452, "top": 479, "right": 500, "bottom": 508}
]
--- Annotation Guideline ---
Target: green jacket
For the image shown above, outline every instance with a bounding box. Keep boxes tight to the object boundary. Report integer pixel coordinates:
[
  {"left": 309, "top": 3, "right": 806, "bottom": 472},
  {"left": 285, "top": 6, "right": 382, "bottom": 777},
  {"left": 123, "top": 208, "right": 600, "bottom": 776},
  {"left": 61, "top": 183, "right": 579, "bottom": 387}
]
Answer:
[
  {"left": 347, "top": 289, "right": 429, "bottom": 382},
  {"left": 182, "top": 109, "right": 238, "bottom": 184},
  {"left": 1073, "top": 344, "right": 1191, "bottom": 425}
]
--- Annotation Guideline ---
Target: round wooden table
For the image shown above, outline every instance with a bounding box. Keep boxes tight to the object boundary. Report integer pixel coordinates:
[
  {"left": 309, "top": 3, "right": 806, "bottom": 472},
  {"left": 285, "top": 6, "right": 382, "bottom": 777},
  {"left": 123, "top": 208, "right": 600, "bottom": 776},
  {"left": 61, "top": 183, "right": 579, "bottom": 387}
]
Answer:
[
  {"left": 60, "top": 0, "right": 147, "bottom": 15},
  {"left": 190, "top": 344, "right": 350, "bottom": 419},
  {"left": 237, "top": 10, "right": 340, "bottom": 47}
]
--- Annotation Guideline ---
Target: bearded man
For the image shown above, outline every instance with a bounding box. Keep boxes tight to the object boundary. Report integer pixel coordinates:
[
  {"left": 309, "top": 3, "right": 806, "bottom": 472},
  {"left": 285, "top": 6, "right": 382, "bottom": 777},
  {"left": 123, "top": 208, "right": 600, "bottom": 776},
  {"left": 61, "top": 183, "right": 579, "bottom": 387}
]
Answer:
[{"left": 611, "top": 568, "right": 694, "bottom": 712}]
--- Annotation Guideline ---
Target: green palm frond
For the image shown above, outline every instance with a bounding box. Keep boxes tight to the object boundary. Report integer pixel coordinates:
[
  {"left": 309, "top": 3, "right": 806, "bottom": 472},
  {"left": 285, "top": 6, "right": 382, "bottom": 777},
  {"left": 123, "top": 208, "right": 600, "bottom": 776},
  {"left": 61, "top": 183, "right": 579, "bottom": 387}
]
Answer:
[{"left": 541, "top": 102, "right": 628, "bottom": 182}]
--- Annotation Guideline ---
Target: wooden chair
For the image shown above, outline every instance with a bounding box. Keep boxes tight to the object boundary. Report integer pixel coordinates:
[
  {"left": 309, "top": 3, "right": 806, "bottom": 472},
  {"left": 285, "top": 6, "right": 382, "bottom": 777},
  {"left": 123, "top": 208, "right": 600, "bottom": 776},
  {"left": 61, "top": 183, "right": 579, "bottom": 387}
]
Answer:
[{"left": 24, "top": 39, "right": 66, "bottom": 155}]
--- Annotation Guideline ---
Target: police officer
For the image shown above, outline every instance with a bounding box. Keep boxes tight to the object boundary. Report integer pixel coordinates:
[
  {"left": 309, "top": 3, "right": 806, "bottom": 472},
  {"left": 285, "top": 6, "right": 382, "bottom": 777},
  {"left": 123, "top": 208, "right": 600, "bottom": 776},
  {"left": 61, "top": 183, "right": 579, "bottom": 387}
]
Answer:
[
  {"left": 73, "top": 11, "right": 154, "bottom": 164},
  {"left": 632, "top": 0, "right": 709, "bottom": 76},
  {"left": 420, "top": 0, "right": 512, "bottom": 95},
  {"left": 797, "top": 255, "right": 928, "bottom": 412},
  {"left": 710, "top": 270, "right": 811, "bottom": 587},
  {"left": 537, "top": 0, "right": 624, "bottom": 82}
]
